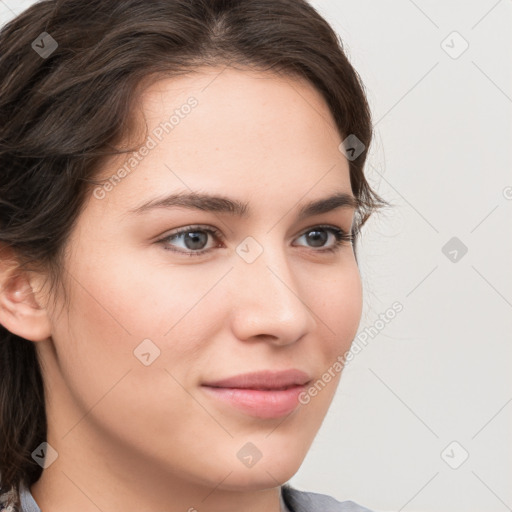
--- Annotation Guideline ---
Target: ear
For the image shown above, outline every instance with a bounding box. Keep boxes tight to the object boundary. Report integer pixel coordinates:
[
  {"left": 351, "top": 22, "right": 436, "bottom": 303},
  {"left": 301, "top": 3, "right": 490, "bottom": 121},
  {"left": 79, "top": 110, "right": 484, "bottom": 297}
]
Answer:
[{"left": 0, "top": 245, "right": 52, "bottom": 342}]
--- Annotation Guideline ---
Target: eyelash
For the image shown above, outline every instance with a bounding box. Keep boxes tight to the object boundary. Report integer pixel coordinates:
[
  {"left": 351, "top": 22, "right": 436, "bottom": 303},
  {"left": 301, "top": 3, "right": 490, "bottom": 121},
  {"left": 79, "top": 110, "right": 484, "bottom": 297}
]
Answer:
[{"left": 157, "top": 224, "right": 354, "bottom": 257}]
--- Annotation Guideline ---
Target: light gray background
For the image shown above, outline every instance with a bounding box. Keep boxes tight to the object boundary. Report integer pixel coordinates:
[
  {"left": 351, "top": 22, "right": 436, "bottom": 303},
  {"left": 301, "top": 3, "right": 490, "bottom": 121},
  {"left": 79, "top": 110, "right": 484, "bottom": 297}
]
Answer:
[
  {"left": 1, "top": 1, "right": 510, "bottom": 511},
  {"left": 291, "top": 2, "right": 512, "bottom": 512}
]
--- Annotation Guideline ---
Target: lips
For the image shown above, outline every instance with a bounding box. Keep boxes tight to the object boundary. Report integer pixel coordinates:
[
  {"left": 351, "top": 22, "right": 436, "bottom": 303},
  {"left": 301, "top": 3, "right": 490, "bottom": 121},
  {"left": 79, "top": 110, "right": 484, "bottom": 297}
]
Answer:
[
  {"left": 201, "top": 369, "right": 312, "bottom": 419},
  {"left": 202, "top": 369, "right": 311, "bottom": 390}
]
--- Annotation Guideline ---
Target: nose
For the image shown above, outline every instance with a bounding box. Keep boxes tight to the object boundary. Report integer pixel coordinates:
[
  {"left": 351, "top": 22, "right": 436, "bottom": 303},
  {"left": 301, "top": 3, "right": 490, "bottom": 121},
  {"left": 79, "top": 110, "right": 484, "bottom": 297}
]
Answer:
[{"left": 228, "top": 241, "right": 317, "bottom": 347}]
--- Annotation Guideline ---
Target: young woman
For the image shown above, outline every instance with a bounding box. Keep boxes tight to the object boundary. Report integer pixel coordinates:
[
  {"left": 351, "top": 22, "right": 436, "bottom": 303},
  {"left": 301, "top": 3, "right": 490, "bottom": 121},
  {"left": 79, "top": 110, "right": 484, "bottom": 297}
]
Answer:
[{"left": 0, "top": 1, "right": 389, "bottom": 511}]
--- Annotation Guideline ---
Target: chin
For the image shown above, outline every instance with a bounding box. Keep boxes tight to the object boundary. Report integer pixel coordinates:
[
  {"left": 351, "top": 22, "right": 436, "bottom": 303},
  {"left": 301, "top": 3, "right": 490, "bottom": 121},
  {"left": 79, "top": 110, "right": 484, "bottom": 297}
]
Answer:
[
  {"left": 214, "top": 442, "right": 308, "bottom": 491},
  {"left": 217, "top": 463, "right": 300, "bottom": 491}
]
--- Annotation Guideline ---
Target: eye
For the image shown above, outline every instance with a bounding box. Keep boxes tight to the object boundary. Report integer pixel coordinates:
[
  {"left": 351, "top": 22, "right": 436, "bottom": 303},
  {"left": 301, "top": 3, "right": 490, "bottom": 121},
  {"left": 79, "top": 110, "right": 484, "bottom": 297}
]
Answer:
[
  {"left": 293, "top": 225, "right": 353, "bottom": 253},
  {"left": 157, "top": 225, "right": 223, "bottom": 256},
  {"left": 156, "top": 224, "right": 353, "bottom": 257}
]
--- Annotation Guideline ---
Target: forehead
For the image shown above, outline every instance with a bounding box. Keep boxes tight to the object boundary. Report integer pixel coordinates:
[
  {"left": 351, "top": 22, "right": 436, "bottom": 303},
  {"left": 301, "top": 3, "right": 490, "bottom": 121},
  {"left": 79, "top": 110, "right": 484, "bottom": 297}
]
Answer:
[
  {"left": 136, "top": 65, "right": 343, "bottom": 157},
  {"left": 90, "top": 66, "right": 352, "bottom": 217}
]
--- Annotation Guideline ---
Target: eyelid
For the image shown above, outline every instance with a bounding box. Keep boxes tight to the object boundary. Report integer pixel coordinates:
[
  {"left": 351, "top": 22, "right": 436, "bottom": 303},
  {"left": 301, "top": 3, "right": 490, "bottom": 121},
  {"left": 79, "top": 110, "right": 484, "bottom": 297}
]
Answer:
[
  {"left": 293, "top": 224, "right": 353, "bottom": 249},
  {"left": 156, "top": 223, "right": 352, "bottom": 256},
  {"left": 157, "top": 225, "right": 224, "bottom": 253}
]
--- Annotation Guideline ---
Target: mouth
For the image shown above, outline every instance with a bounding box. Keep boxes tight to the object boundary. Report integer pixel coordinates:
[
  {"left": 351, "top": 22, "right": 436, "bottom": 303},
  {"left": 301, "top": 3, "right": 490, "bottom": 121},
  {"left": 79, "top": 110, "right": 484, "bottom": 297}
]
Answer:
[{"left": 201, "top": 369, "right": 312, "bottom": 419}]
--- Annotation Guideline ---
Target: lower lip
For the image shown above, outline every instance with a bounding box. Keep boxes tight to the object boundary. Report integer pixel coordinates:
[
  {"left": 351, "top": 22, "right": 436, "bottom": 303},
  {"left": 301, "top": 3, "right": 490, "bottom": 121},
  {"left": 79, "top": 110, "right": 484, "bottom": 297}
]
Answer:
[{"left": 201, "top": 385, "right": 306, "bottom": 419}]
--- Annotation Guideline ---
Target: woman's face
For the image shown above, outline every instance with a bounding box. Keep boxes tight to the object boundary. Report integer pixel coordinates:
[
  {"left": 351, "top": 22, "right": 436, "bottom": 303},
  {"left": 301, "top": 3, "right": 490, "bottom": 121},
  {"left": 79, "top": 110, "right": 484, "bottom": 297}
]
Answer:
[{"left": 36, "top": 67, "right": 362, "bottom": 497}]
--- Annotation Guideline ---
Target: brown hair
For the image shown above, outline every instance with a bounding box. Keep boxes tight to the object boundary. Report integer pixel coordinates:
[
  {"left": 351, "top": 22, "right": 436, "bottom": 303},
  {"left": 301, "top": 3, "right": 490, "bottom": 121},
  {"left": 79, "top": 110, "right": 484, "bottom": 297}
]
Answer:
[{"left": 0, "top": 0, "right": 389, "bottom": 503}]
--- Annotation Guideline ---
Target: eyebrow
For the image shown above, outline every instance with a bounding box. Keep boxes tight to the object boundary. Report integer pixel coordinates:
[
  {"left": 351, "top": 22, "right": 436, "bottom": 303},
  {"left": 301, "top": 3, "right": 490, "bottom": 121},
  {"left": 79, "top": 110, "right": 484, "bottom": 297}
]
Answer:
[{"left": 128, "top": 191, "right": 359, "bottom": 220}]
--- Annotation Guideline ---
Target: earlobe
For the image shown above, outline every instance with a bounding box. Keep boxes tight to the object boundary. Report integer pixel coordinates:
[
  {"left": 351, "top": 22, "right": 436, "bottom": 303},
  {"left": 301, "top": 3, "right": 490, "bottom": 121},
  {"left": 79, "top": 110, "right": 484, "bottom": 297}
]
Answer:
[{"left": 0, "top": 257, "right": 52, "bottom": 342}]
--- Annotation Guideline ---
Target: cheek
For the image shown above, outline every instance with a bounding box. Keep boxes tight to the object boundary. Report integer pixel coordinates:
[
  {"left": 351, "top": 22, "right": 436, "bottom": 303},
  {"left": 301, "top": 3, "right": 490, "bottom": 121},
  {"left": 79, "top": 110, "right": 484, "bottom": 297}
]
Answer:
[
  {"left": 47, "top": 271, "right": 138, "bottom": 420},
  {"left": 77, "top": 246, "right": 225, "bottom": 340},
  {"left": 313, "top": 263, "right": 363, "bottom": 354},
  {"left": 48, "top": 263, "right": 202, "bottom": 446},
  {"left": 53, "top": 249, "right": 215, "bottom": 388}
]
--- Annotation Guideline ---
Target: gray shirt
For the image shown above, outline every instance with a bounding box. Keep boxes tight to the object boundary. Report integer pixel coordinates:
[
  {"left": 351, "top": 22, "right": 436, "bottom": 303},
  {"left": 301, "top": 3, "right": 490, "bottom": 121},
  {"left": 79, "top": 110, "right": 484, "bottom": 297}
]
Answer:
[
  {"left": 8, "top": 480, "right": 374, "bottom": 512},
  {"left": 280, "top": 483, "right": 374, "bottom": 512}
]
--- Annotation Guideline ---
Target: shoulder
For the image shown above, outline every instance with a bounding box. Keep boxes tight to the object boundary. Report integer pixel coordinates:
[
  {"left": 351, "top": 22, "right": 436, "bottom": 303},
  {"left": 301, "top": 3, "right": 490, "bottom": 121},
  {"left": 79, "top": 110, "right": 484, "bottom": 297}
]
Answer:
[
  {"left": 281, "top": 483, "right": 375, "bottom": 512},
  {"left": 0, "top": 480, "right": 38, "bottom": 512},
  {"left": 0, "top": 482, "right": 21, "bottom": 512}
]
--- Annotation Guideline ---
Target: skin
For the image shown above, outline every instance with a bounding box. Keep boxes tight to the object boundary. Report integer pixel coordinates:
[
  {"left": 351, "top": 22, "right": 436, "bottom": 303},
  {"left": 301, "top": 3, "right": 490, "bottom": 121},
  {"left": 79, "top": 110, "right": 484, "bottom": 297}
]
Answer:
[{"left": 0, "top": 66, "right": 363, "bottom": 512}]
